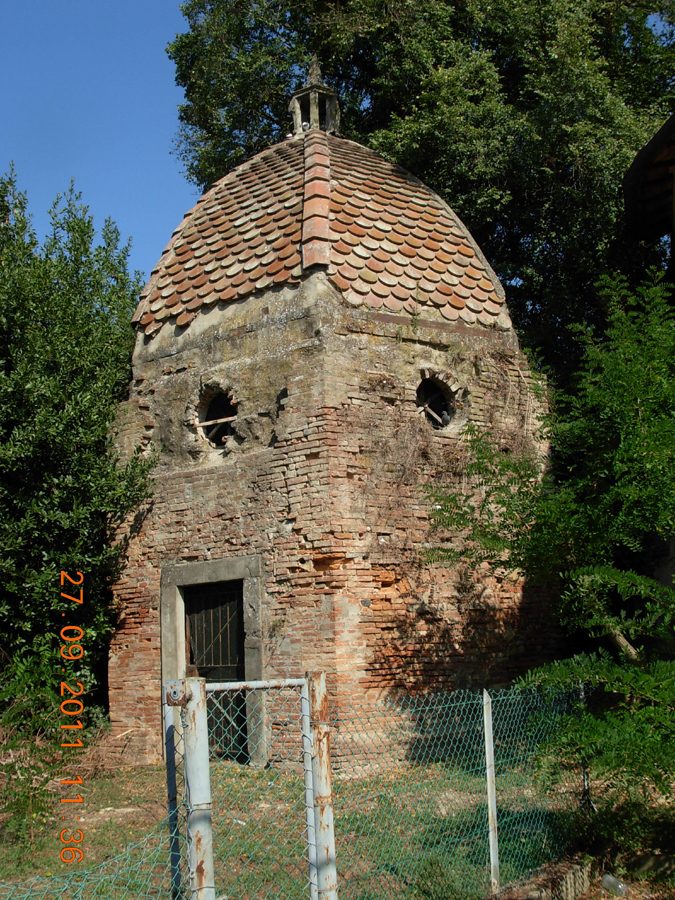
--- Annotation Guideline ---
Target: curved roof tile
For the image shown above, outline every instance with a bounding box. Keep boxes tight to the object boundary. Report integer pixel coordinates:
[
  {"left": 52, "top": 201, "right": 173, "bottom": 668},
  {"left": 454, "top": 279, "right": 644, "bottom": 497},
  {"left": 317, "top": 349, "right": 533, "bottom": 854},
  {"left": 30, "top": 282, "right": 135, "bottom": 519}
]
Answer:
[{"left": 134, "top": 131, "right": 509, "bottom": 337}]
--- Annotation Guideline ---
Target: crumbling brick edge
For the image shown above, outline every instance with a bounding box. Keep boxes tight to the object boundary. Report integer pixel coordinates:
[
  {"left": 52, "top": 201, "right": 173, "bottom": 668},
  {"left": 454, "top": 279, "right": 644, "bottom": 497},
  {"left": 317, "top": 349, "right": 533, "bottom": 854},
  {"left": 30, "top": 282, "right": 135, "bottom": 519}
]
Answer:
[{"left": 500, "top": 857, "right": 595, "bottom": 900}]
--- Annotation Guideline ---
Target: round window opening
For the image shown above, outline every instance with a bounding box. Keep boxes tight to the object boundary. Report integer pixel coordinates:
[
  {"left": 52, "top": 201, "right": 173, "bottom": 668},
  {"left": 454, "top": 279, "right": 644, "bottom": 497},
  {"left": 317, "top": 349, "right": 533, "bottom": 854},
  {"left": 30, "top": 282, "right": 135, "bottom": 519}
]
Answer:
[
  {"left": 199, "top": 391, "right": 237, "bottom": 446},
  {"left": 416, "top": 377, "right": 455, "bottom": 429}
]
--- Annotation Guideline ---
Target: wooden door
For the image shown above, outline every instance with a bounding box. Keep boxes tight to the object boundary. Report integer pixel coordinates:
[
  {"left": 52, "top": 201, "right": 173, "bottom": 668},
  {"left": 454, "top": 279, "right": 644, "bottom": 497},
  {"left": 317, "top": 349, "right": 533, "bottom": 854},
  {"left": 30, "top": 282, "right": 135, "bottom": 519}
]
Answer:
[{"left": 184, "top": 580, "right": 248, "bottom": 760}]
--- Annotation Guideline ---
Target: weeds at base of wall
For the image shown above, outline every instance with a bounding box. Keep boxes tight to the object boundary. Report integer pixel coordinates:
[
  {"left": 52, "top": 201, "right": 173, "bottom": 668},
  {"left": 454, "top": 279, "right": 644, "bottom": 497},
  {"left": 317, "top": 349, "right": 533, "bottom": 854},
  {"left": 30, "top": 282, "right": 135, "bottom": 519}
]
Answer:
[
  {"left": 0, "top": 731, "right": 58, "bottom": 849},
  {"left": 0, "top": 710, "right": 112, "bottom": 864}
]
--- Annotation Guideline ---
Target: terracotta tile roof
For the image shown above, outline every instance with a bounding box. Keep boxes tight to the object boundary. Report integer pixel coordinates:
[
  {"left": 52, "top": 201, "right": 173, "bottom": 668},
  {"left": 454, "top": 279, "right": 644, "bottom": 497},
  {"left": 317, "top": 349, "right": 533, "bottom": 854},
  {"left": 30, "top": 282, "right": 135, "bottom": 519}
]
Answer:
[{"left": 134, "top": 132, "right": 509, "bottom": 337}]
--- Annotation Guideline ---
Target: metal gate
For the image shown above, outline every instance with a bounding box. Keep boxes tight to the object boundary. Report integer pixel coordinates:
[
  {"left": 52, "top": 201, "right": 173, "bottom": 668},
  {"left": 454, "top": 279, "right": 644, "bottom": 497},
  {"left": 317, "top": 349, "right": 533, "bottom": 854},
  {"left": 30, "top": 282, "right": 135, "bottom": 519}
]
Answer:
[{"left": 163, "top": 675, "right": 337, "bottom": 900}]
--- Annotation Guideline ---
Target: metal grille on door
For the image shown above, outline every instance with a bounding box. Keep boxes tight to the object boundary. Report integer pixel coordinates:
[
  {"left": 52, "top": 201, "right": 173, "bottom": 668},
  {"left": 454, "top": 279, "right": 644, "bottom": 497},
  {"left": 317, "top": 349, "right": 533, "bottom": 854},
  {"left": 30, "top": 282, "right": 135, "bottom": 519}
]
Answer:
[{"left": 183, "top": 580, "right": 248, "bottom": 760}]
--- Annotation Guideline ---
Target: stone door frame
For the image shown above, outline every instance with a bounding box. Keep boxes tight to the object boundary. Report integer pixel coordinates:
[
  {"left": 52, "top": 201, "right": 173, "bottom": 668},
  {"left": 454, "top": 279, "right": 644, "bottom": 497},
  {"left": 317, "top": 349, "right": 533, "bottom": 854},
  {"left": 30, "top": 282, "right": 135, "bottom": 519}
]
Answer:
[{"left": 160, "top": 554, "right": 264, "bottom": 686}]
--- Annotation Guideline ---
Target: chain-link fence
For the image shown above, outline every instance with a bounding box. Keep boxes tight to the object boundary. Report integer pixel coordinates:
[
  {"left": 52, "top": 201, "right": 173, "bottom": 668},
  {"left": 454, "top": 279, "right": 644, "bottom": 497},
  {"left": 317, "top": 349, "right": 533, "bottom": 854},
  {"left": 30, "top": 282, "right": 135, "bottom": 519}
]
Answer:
[
  {"left": 0, "top": 707, "right": 188, "bottom": 900},
  {"left": 206, "top": 679, "right": 313, "bottom": 899},
  {"left": 0, "top": 682, "right": 579, "bottom": 898},
  {"left": 0, "top": 816, "right": 180, "bottom": 899},
  {"left": 328, "top": 687, "right": 577, "bottom": 899},
  {"left": 490, "top": 687, "right": 578, "bottom": 893},
  {"left": 331, "top": 690, "right": 491, "bottom": 899},
  {"left": 164, "top": 679, "right": 579, "bottom": 899},
  {"left": 164, "top": 692, "right": 189, "bottom": 898}
]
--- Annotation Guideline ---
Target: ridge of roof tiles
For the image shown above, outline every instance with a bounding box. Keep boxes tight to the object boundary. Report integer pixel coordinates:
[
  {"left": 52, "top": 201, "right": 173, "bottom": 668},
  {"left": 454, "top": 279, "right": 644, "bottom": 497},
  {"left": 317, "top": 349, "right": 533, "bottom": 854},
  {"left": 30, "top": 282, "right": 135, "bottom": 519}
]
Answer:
[{"left": 134, "top": 131, "right": 508, "bottom": 338}]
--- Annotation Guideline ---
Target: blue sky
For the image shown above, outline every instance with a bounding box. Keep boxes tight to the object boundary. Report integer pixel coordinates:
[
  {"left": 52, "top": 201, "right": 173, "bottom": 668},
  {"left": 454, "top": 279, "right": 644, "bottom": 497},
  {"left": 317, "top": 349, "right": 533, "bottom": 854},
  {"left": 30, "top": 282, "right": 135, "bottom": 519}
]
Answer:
[{"left": 2, "top": 2, "right": 198, "bottom": 281}]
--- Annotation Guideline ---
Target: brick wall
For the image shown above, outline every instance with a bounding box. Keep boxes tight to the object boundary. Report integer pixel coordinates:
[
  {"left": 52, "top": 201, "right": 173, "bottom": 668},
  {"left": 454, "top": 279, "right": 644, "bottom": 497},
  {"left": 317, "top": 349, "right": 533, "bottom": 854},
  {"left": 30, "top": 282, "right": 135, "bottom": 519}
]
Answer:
[{"left": 109, "top": 273, "right": 559, "bottom": 762}]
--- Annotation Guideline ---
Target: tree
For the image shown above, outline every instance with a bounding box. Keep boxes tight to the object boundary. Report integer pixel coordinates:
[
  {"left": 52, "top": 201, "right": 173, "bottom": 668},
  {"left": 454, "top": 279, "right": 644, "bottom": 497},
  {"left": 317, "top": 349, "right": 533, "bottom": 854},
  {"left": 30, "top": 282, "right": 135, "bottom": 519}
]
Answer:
[
  {"left": 167, "top": 0, "right": 674, "bottom": 376},
  {"left": 0, "top": 174, "right": 150, "bottom": 728},
  {"left": 432, "top": 273, "right": 674, "bottom": 849}
]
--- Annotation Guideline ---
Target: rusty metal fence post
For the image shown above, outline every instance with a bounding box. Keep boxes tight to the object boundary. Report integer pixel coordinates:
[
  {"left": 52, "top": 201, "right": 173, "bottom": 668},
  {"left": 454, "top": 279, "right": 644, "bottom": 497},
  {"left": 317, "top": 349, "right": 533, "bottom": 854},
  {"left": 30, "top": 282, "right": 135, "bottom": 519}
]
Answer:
[
  {"left": 308, "top": 672, "right": 338, "bottom": 899},
  {"left": 183, "top": 678, "right": 216, "bottom": 900}
]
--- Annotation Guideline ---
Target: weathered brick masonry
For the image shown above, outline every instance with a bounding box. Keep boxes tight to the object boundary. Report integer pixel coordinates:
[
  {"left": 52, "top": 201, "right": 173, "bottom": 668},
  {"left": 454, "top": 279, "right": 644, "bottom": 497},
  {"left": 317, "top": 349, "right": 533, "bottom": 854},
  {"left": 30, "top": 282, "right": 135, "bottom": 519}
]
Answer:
[{"left": 109, "top": 77, "right": 559, "bottom": 763}]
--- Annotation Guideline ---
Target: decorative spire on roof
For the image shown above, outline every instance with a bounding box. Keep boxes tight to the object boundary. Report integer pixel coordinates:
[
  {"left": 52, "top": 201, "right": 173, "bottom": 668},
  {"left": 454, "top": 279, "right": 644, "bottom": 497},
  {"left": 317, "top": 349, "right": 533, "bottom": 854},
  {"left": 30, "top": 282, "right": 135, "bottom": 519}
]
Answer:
[
  {"left": 308, "top": 54, "right": 322, "bottom": 86},
  {"left": 289, "top": 55, "right": 340, "bottom": 136}
]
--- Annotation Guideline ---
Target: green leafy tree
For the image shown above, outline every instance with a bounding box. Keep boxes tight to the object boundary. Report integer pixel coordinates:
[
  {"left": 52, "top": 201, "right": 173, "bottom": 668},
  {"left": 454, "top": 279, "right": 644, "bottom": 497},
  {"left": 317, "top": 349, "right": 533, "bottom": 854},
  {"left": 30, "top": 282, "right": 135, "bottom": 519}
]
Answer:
[
  {"left": 432, "top": 274, "right": 674, "bottom": 852},
  {"left": 0, "top": 174, "right": 150, "bottom": 728},
  {"left": 168, "top": 0, "right": 674, "bottom": 375}
]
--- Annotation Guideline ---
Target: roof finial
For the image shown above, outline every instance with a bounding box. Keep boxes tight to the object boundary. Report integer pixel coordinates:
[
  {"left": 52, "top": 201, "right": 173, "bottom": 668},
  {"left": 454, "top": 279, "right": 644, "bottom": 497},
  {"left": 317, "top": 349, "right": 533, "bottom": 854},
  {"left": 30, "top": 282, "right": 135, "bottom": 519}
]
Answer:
[
  {"left": 308, "top": 54, "right": 323, "bottom": 86},
  {"left": 289, "top": 56, "right": 340, "bottom": 136}
]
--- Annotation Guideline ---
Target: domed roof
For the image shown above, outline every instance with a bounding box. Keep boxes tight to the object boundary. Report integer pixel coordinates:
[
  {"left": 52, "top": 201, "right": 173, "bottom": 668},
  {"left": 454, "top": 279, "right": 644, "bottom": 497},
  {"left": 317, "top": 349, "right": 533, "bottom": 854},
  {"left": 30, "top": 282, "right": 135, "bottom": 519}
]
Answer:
[{"left": 133, "top": 130, "right": 510, "bottom": 338}]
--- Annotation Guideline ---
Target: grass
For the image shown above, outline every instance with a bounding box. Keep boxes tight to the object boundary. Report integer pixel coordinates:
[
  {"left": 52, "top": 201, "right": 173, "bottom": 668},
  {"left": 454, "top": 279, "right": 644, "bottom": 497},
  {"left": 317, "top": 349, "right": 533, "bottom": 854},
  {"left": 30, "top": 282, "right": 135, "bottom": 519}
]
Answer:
[
  {"left": 202, "top": 757, "right": 575, "bottom": 900},
  {"left": 0, "top": 764, "right": 167, "bottom": 883},
  {"left": 0, "top": 762, "right": 172, "bottom": 899},
  {"left": 0, "top": 745, "right": 577, "bottom": 899}
]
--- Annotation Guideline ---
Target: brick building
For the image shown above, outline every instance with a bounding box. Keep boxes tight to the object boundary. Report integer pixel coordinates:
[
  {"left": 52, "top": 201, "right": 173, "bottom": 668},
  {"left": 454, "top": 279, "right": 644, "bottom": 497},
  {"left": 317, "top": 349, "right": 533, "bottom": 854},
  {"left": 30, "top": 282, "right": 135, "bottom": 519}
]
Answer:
[{"left": 110, "top": 70, "right": 557, "bottom": 762}]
